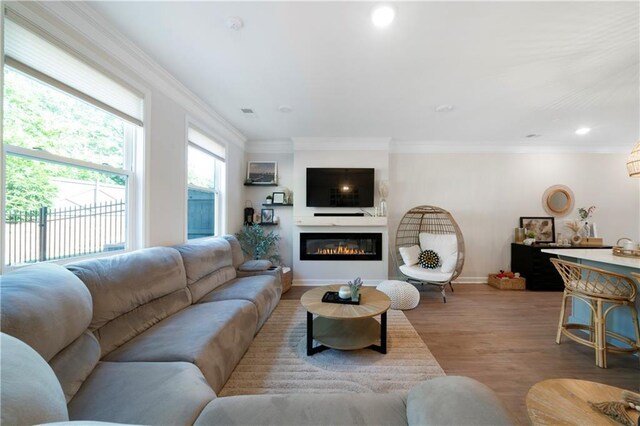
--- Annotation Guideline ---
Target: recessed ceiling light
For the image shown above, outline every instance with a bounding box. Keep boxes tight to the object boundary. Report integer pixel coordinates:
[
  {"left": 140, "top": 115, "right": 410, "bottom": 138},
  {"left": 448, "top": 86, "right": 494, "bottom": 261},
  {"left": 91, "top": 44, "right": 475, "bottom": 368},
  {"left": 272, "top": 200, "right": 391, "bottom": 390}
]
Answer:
[
  {"left": 575, "top": 127, "right": 591, "bottom": 135},
  {"left": 227, "top": 16, "right": 244, "bottom": 31},
  {"left": 435, "top": 105, "right": 454, "bottom": 113},
  {"left": 278, "top": 105, "right": 293, "bottom": 113},
  {"left": 371, "top": 5, "right": 395, "bottom": 28}
]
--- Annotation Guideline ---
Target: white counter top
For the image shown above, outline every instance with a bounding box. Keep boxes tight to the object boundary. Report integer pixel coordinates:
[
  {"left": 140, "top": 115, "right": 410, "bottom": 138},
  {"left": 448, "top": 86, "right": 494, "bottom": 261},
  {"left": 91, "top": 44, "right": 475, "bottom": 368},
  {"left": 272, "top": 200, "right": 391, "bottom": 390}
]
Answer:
[{"left": 541, "top": 248, "right": 640, "bottom": 270}]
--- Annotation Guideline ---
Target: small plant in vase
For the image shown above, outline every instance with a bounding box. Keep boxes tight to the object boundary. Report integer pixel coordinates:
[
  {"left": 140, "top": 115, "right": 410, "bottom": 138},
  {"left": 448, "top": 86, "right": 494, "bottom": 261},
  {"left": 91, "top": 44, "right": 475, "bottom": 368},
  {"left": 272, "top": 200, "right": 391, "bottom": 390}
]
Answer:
[
  {"left": 265, "top": 195, "right": 273, "bottom": 205},
  {"left": 235, "top": 223, "right": 281, "bottom": 264},
  {"left": 348, "top": 277, "right": 363, "bottom": 302}
]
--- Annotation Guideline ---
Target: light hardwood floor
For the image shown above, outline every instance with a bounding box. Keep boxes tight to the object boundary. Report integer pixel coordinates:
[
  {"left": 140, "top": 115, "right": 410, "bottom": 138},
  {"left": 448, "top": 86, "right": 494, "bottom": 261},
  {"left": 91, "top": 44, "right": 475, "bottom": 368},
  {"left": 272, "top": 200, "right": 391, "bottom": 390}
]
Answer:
[{"left": 284, "top": 284, "right": 639, "bottom": 425}]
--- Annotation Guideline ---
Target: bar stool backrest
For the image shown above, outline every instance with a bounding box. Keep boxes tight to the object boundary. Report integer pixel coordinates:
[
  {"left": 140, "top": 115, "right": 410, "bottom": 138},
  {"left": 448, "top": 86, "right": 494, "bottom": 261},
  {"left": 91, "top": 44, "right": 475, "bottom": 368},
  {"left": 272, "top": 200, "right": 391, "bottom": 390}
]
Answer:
[{"left": 551, "top": 258, "right": 636, "bottom": 301}]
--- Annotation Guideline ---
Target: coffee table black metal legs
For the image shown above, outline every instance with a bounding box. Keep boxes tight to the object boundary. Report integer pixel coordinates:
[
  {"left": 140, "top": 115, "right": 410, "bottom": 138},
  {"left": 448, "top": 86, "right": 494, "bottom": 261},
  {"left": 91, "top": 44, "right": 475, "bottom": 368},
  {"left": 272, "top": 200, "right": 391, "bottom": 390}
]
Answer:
[
  {"left": 306, "top": 311, "right": 387, "bottom": 356},
  {"left": 367, "top": 311, "right": 387, "bottom": 354},
  {"left": 306, "top": 311, "right": 330, "bottom": 355}
]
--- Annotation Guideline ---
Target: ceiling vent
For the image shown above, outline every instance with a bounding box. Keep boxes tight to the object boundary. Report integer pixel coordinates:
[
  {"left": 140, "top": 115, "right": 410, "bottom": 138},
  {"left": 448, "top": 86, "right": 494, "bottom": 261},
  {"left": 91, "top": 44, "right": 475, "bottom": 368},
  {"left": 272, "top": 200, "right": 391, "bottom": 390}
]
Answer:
[{"left": 241, "top": 108, "right": 254, "bottom": 114}]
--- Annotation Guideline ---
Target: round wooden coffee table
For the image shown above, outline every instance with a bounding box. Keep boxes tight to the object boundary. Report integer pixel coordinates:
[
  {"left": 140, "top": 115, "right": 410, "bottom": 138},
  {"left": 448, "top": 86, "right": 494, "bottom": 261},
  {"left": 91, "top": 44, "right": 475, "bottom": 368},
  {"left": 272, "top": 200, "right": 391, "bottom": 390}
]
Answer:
[
  {"left": 301, "top": 285, "right": 391, "bottom": 356},
  {"left": 526, "top": 378, "right": 640, "bottom": 426}
]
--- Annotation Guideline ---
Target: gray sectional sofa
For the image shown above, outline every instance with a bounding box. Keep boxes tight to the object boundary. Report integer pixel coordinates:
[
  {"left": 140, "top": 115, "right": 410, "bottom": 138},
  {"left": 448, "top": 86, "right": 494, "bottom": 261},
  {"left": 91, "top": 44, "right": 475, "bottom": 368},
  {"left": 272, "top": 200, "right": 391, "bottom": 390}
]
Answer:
[{"left": 0, "top": 235, "right": 514, "bottom": 426}]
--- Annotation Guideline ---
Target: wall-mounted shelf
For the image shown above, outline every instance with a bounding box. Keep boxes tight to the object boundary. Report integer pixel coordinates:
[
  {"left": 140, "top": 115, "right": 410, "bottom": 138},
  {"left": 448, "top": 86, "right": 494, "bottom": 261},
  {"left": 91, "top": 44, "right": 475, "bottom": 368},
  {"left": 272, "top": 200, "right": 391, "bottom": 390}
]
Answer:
[
  {"left": 294, "top": 216, "right": 387, "bottom": 227},
  {"left": 244, "top": 183, "right": 278, "bottom": 186},
  {"left": 262, "top": 203, "right": 293, "bottom": 207}
]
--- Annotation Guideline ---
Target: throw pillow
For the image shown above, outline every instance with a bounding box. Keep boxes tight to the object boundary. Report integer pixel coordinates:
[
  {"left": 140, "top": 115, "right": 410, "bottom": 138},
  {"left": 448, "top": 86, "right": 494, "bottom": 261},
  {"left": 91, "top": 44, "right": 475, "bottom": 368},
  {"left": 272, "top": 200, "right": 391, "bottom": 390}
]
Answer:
[
  {"left": 418, "top": 250, "right": 440, "bottom": 269},
  {"left": 239, "top": 260, "right": 273, "bottom": 271},
  {"left": 399, "top": 245, "right": 421, "bottom": 266}
]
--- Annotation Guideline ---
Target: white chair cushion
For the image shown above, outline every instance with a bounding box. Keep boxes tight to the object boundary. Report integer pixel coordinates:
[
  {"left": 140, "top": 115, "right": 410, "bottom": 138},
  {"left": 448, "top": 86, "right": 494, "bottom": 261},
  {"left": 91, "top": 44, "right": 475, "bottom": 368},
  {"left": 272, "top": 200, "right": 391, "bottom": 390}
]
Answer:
[
  {"left": 399, "top": 245, "right": 421, "bottom": 266},
  {"left": 441, "top": 255, "right": 457, "bottom": 274},
  {"left": 399, "top": 264, "right": 454, "bottom": 283},
  {"left": 419, "top": 233, "right": 457, "bottom": 274},
  {"left": 376, "top": 280, "right": 420, "bottom": 310}
]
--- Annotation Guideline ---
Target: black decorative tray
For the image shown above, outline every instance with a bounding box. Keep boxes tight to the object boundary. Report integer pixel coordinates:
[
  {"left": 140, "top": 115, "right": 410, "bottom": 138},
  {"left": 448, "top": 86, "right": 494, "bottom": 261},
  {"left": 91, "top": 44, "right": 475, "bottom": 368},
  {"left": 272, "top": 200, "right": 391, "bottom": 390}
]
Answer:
[{"left": 321, "top": 291, "right": 361, "bottom": 305}]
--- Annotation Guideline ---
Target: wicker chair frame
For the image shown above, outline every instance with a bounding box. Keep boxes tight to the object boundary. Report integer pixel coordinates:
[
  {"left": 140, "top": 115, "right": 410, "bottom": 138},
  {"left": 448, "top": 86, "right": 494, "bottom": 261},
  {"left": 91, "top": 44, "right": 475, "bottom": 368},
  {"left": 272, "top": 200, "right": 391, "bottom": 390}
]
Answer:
[
  {"left": 394, "top": 205, "right": 465, "bottom": 302},
  {"left": 551, "top": 258, "right": 640, "bottom": 368}
]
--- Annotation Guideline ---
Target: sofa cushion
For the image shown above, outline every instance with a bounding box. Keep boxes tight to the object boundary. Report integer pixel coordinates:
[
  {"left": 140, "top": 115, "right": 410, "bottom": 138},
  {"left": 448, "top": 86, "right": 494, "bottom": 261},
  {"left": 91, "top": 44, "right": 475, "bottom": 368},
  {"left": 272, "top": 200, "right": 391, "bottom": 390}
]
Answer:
[
  {"left": 67, "top": 247, "right": 191, "bottom": 356},
  {"left": 239, "top": 260, "right": 272, "bottom": 271},
  {"left": 222, "top": 234, "right": 245, "bottom": 269},
  {"left": 68, "top": 362, "right": 215, "bottom": 426},
  {"left": 1, "top": 333, "right": 69, "bottom": 425},
  {"left": 0, "top": 263, "right": 92, "bottom": 361},
  {"left": 49, "top": 331, "right": 101, "bottom": 403},
  {"left": 195, "top": 392, "right": 407, "bottom": 426},
  {"left": 419, "top": 232, "right": 458, "bottom": 274},
  {"left": 399, "top": 264, "right": 453, "bottom": 283},
  {"left": 175, "top": 238, "right": 237, "bottom": 302},
  {"left": 198, "top": 275, "right": 281, "bottom": 330},
  {"left": 103, "top": 300, "right": 258, "bottom": 393},
  {"left": 406, "top": 376, "right": 513, "bottom": 426}
]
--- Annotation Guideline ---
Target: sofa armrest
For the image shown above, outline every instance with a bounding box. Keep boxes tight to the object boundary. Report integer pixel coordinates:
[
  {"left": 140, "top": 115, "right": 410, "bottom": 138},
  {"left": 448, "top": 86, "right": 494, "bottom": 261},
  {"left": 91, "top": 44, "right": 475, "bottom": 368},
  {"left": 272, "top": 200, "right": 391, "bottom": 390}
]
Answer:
[{"left": 406, "top": 376, "right": 514, "bottom": 426}]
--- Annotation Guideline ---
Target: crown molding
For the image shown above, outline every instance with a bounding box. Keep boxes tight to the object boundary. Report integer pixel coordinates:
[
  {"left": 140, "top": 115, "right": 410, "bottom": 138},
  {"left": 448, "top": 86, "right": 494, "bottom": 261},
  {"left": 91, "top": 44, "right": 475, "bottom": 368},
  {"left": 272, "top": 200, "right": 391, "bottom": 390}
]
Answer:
[
  {"left": 17, "top": 1, "right": 246, "bottom": 149},
  {"left": 245, "top": 139, "right": 294, "bottom": 154},
  {"left": 390, "top": 140, "right": 632, "bottom": 154},
  {"left": 293, "top": 137, "right": 392, "bottom": 151}
]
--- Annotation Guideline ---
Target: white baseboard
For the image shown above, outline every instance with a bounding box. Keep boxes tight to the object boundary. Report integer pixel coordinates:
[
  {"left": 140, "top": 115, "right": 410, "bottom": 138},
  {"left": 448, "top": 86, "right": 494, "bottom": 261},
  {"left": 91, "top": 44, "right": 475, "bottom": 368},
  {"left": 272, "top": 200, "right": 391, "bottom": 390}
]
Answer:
[
  {"left": 292, "top": 279, "right": 384, "bottom": 287},
  {"left": 292, "top": 276, "right": 488, "bottom": 286}
]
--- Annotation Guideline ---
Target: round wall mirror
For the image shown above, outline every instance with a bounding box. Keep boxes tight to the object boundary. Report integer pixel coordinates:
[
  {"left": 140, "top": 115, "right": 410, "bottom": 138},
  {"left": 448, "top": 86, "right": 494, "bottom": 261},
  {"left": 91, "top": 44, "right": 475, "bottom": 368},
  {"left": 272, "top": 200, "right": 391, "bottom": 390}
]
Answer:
[{"left": 542, "top": 185, "right": 574, "bottom": 217}]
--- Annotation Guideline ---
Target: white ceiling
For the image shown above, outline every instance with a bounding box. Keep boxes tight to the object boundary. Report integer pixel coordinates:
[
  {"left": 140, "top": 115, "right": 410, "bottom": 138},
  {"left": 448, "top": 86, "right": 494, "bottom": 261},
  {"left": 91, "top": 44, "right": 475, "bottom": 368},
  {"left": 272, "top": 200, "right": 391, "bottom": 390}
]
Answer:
[{"left": 88, "top": 1, "right": 639, "bottom": 150}]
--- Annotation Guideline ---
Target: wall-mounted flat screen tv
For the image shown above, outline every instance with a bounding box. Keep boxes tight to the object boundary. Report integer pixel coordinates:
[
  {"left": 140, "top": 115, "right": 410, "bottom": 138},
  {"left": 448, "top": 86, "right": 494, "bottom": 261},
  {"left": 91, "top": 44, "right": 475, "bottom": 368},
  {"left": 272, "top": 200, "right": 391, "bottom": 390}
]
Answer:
[{"left": 306, "top": 168, "right": 375, "bottom": 207}]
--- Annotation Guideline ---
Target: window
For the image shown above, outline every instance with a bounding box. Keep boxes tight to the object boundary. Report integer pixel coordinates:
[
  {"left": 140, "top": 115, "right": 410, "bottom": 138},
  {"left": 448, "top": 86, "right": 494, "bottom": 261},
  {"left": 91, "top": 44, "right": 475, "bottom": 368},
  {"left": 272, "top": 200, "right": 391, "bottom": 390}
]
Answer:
[
  {"left": 187, "top": 127, "right": 225, "bottom": 239},
  {"left": 2, "top": 13, "right": 143, "bottom": 267}
]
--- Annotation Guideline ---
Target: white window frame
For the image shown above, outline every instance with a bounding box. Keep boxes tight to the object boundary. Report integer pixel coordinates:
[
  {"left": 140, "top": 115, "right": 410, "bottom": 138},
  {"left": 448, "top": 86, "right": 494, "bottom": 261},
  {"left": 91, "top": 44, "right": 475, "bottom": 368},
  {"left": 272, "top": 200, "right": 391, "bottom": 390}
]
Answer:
[
  {"left": 1, "top": 8, "right": 145, "bottom": 272},
  {"left": 186, "top": 123, "right": 226, "bottom": 241}
]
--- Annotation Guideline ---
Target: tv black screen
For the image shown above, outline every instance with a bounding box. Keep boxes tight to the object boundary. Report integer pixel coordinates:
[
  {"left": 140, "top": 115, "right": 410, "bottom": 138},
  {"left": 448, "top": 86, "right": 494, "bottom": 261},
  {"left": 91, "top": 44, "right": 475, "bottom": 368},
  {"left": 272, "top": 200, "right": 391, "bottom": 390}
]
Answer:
[{"left": 306, "top": 168, "right": 375, "bottom": 207}]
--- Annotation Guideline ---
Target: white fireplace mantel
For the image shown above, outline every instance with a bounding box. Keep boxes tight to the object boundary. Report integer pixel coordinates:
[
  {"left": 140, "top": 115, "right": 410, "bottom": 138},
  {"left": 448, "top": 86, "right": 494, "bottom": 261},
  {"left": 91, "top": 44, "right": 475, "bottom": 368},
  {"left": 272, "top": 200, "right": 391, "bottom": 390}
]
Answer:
[{"left": 294, "top": 216, "right": 388, "bottom": 227}]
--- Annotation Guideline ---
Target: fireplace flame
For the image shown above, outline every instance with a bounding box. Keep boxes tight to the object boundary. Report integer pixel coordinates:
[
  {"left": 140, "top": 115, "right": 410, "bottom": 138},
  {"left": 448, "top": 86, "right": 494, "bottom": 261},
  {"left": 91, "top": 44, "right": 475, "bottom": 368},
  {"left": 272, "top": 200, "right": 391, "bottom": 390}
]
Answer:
[{"left": 314, "top": 246, "right": 366, "bottom": 255}]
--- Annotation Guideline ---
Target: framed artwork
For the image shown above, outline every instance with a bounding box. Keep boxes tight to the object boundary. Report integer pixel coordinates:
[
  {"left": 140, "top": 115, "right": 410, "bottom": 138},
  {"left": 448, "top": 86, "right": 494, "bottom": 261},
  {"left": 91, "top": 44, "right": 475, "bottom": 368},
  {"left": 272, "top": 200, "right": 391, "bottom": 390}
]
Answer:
[
  {"left": 247, "top": 161, "right": 277, "bottom": 184},
  {"left": 519, "top": 217, "right": 555, "bottom": 243},
  {"left": 272, "top": 192, "right": 286, "bottom": 204},
  {"left": 261, "top": 208, "right": 274, "bottom": 224}
]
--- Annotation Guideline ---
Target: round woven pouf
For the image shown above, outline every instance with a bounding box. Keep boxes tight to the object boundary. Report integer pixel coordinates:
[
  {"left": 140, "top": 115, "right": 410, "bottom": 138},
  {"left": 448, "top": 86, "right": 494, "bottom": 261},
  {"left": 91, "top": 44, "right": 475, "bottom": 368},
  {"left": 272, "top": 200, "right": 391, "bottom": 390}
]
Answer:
[{"left": 376, "top": 280, "right": 420, "bottom": 310}]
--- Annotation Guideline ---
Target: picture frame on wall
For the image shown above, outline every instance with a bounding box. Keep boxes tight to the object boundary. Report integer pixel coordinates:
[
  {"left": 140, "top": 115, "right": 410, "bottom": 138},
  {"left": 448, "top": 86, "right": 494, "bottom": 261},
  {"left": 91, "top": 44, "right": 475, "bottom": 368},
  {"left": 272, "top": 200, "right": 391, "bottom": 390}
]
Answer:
[
  {"left": 247, "top": 161, "right": 277, "bottom": 184},
  {"left": 519, "top": 216, "right": 556, "bottom": 243},
  {"left": 261, "top": 208, "right": 274, "bottom": 224},
  {"left": 272, "top": 192, "right": 286, "bottom": 204}
]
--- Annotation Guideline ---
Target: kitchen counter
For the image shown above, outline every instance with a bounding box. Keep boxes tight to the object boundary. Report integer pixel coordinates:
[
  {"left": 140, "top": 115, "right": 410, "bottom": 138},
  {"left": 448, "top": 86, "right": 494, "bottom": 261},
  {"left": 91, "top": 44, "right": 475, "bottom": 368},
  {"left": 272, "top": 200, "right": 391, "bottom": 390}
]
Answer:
[{"left": 541, "top": 248, "right": 640, "bottom": 269}]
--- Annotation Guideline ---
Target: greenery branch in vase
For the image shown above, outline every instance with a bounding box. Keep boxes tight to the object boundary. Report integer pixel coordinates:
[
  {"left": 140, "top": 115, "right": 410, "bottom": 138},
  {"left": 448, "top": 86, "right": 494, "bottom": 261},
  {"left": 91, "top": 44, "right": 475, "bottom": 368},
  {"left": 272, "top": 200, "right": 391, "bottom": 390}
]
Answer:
[
  {"left": 235, "top": 223, "right": 281, "bottom": 265},
  {"left": 577, "top": 206, "right": 596, "bottom": 237},
  {"left": 348, "top": 277, "right": 363, "bottom": 302}
]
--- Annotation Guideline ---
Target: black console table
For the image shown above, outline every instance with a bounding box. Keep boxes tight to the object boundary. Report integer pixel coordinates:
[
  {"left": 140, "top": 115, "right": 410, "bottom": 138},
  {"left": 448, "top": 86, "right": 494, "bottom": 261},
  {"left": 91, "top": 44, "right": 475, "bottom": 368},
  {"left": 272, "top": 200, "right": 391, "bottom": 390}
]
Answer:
[{"left": 510, "top": 243, "right": 612, "bottom": 291}]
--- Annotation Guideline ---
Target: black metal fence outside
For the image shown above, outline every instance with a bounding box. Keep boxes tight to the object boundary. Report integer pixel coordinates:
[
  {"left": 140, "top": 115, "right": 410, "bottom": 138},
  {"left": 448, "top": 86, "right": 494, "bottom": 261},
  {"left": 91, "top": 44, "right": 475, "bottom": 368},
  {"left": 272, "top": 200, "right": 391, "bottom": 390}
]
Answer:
[{"left": 5, "top": 200, "right": 125, "bottom": 266}]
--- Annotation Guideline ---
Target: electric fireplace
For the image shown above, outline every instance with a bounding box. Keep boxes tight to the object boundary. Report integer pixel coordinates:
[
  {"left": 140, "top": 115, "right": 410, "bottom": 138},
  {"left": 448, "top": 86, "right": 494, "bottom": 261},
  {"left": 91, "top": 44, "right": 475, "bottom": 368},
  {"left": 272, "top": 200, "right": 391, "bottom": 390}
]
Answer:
[{"left": 300, "top": 233, "right": 382, "bottom": 261}]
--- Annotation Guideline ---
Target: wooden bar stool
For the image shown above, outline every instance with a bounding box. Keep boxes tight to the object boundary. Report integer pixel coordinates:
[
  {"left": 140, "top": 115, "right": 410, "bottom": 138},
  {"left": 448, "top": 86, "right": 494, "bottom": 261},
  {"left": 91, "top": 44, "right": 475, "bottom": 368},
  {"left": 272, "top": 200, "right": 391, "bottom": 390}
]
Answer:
[{"left": 551, "top": 258, "right": 640, "bottom": 368}]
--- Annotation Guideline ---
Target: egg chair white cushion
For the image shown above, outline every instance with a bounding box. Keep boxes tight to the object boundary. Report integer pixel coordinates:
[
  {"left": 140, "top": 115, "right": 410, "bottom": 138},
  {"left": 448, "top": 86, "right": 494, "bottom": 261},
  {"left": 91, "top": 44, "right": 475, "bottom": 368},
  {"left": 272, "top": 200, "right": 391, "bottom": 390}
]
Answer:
[
  {"left": 398, "top": 245, "right": 421, "bottom": 266},
  {"left": 419, "top": 233, "right": 458, "bottom": 273},
  {"left": 399, "top": 264, "right": 454, "bottom": 283}
]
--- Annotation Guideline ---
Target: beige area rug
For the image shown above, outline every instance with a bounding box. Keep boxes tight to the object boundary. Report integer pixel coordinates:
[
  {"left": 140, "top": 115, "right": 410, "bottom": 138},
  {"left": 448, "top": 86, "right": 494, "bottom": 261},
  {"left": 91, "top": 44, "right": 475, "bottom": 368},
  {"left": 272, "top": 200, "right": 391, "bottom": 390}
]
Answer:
[{"left": 219, "top": 300, "right": 445, "bottom": 396}]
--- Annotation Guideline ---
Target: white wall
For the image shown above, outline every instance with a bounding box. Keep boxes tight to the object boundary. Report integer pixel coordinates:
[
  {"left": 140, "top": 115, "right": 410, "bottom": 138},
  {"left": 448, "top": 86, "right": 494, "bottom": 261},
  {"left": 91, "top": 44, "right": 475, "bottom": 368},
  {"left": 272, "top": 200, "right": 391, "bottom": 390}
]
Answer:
[
  {"left": 388, "top": 153, "right": 640, "bottom": 280},
  {"left": 243, "top": 146, "right": 640, "bottom": 283}
]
